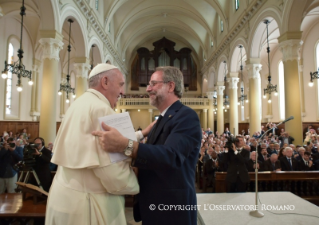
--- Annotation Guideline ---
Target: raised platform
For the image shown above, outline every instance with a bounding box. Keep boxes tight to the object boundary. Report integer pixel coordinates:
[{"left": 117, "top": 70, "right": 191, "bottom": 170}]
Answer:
[{"left": 197, "top": 192, "right": 319, "bottom": 225}]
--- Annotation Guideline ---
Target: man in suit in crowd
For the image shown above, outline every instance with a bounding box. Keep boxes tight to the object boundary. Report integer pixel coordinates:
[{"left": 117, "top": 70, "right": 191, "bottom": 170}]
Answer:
[
  {"left": 246, "top": 151, "right": 262, "bottom": 172},
  {"left": 258, "top": 147, "right": 269, "bottom": 163},
  {"left": 280, "top": 147, "right": 299, "bottom": 171},
  {"left": 0, "top": 138, "right": 23, "bottom": 193},
  {"left": 263, "top": 153, "right": 281, "bottom": 171},
  {"left": 93, "top": 66, "right": 201, "bottom": 225},
  {"left": 224, "top": 136, "right": 250, "bottom": 192},
  {"left": 32, "top": 137, "right": 52, "bottom": 192},
  {"left": 299, "top": 152, "right": 314, "bottom": 171},
  {"left": 295, "top": 147, "right": 305, "bottom": 162},
  {"left": 279, "top": 132, "right": 295, "bottom": 148},
  {"left": 204, "top": 151, "right": 218, "bottom": 191}
]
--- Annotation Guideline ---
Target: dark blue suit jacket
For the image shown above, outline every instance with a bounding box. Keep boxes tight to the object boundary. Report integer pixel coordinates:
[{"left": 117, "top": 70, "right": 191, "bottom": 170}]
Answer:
[{"left": 133, "top": 100, "right": 201, "bottom": 225}]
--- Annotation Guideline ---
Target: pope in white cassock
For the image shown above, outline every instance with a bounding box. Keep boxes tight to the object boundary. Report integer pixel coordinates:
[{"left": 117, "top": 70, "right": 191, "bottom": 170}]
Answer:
[{"left": 45, "top": 64, "right": 147, "bottom": 225}]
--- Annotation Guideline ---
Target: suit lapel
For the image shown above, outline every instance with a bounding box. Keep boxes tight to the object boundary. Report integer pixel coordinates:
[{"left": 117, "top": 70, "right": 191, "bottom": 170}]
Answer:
[{"left": 149, "top": 100, "right": 183, "bottom": 144}]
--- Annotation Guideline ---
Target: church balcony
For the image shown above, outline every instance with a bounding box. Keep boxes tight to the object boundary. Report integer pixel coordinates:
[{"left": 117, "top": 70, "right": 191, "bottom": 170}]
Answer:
[{"left": 117, "top": 98, "right": 210, "bottom": 110}]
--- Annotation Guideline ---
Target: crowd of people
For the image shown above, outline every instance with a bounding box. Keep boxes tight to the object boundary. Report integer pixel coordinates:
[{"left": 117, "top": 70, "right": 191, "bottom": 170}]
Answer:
[
  {"left": 198, "top": 125, "right": 319, "bottom": 192},
  {"left": 0, "top": 129, "right": 55, "bottom": 194}
]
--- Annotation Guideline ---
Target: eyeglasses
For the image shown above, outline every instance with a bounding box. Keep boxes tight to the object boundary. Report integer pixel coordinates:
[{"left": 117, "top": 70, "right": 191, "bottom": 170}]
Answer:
[{"left": 147, "top": 80, "right": 168, "bottom": 88}]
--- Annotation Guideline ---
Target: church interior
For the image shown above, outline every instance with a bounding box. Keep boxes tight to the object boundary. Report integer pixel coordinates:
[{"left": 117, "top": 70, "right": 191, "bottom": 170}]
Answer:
[{"left": 1, "top": 0, "right": 319, "bottom": 224}]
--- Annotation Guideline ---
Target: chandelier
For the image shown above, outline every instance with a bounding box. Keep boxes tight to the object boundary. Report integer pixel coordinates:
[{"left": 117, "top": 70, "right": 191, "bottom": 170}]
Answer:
[
  {"left": 58, "top": 19, "right": 76, "bottom": 103},
  {"left": 237, "top": 45, "right": 247, "bottom": 108},
  {"left": 262, "top": 19, "right": 278, "bottom": 103},
  {"left": 90, "top": 44, "right": 95, "bottom": 70},
  {"left": 1, "top": 0, "right": 33, "bottom": 91},
  {"left": 309, "top": 68, "right": 319, "bottom": 87}
]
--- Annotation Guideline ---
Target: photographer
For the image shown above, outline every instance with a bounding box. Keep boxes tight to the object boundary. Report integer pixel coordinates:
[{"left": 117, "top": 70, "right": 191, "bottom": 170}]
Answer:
[
  {"left": 0, "top": 138, "right": 23, "bottom": 193},
  {"left": 224, "top": 136, "right": 250, "bottom": 192},
  {"left": 31, "top": 137, "right": 52, "bottom": 192}
]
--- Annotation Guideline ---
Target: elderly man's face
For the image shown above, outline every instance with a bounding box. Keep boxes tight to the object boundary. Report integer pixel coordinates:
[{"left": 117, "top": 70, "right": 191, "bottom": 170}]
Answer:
[
  {"left": 104, "top": 69, "right": 125, "bottom": 108},
  {"left": 285, "top": 149, "right": 293, "bottom": 157}
]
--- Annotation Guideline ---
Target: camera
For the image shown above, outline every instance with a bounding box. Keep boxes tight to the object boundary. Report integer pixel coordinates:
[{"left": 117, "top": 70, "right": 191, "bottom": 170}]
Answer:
[
  {"left": 9, "top": 142, "right": 16, "bottom": 148},
  {"left": 14, "top": 143, "right": 39, "bottom": 171},
  {"left": 225, "top": 136, "right": 239, "bottom": 151}
]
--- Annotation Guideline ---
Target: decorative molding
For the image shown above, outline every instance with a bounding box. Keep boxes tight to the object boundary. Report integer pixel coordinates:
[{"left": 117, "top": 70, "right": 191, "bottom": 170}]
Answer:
[
  {"left": 148, "top": 109, "right": 153, "bottom": 113},
  {"left": 279, "top": 40, "right": 301, "bottom": 62},
  {"left": 74, "top": 63, "right": 90, "bottom": 78},
  {"left": 201, "top": 0, "right": 266, "bottom": 74},
  {"left": 39, "top": 38, "right": 64, "bottom": 61},
  {"left": 203, "top": 109, "right": 208, "bottom": 113},
  {"left": 227, "top": 77, "right": 240, "bottom": 89},
  {"left": 74, "top": 0, "right": 127, "bottom": 74},
  {"left": 246, "top": 64, "right": 262, "bottom": 79},
  {"left": 206, "top": 91, "right": 215, "bottom": 100},
  {"left": 216, "top": 86, "right": 225, "bottom": 95}
]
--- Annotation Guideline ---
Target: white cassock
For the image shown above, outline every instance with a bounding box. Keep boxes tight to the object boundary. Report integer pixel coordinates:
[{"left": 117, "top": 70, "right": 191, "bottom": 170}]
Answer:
[{"left": 45, "top": 89, "right": 139, "bottom": 225}]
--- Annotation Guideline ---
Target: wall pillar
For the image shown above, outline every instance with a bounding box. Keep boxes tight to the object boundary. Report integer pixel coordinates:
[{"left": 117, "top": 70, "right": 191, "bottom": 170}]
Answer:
[
  {"left": 30, "top": 58, "right": 41, "bottom": 121},
  {"left": 207, "top": 91, "right": 215, "bottom": 131},
  {"left": 202, "top": 109, "right": 208, "bottom": 130},
  {"left": 74, "top": 58, "right": 90, "bottom": 98},
  {"left": 279, "top": 33, "right": 303, "bottom": 145},
  {"left": 246, "top": 59, "right": 262, "bottom": 136},
  {"left": 227, "top": 75, "right": 239, "bottom": 135},
  {"left": 38, "top": 33, "right": 63, "bottom": 143},
  {"left": 216, "top": 85, "right": 225, "bottom": 134},
  {"left": 148, "top": 109, "right": 153, "bottom": 124}
]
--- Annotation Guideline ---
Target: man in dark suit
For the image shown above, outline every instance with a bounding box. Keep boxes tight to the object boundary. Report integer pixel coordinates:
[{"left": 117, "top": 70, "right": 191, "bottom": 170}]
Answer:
[
  {"left": 246, "top": 151, "right": 262, "bottom": 172},
  {"left": 263, "top": 153, "right": 281, "bottom": 171},
  {"left": 93, "top": 66, "right": 201, "bottom": 225},
  {"left": 32, "top": 137, "right": 52, "bottom": 192},
  {"left": 280, "top": 147, "right": 299, "bottom": 171},
  {"left": 224, "top": 136, "right": 250, "bottom": 192},
  {"left": 279, "top": 132, "right": 295, "bottom": 148},
  {"left": 299, "top": 152, "right": 314, "bottom": 171},
  {"left": 258, "top": 147, "right": 269, "bottom": 163}
]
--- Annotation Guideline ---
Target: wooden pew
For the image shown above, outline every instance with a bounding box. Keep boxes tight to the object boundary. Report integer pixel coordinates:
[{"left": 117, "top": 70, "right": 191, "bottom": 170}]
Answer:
[{"left": 215, "top": 171, "right": 319, "bottom": 206}]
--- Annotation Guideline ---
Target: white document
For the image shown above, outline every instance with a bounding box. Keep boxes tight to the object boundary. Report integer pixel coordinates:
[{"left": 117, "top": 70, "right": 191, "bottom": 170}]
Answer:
[{"left": 98, "top": 112, "right": 136, "bottom": 163}]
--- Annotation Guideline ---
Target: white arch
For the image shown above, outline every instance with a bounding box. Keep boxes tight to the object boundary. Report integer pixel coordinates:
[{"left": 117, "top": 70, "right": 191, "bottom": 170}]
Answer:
[
  {"left": 59, "top": 4, "right": 88, "bottom": 58},
  {"left": 88, "top": 36, "right": 103, "bottom": 64},
  {"left": 248, "top": 8, "right": 282, "bottom": 58}
]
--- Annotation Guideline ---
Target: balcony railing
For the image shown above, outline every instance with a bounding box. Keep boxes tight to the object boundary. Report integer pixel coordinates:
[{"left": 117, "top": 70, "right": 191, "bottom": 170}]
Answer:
[{"left": 118, "top": 98, "right": 210, "bottom": 107}]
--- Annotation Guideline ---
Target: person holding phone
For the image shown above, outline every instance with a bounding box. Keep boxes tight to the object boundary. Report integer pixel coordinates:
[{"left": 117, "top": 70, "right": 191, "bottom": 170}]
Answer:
[{"left": 0, "top": 138, "right": 23, "bottom": 193}]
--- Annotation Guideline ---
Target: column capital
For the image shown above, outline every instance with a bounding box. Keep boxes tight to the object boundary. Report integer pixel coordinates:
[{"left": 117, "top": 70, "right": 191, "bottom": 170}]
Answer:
[
  {"left": 74, "top": 63, "right": 90, "bottom": 78},
  {"left": 39, "top": 38, "right": 64, "bottom": 61},
  {"left": 121, "top": 109, "right": 126, "bottom": 113},
  {"left": 206, "top": 91, "right": 216, "bottom": 100},
  {"left": 227, "top": 77, "right": 239, "bottom": 89},
  {"left": 148, "top": 109, "right": 153, "bottom": 113},
  {"left": 215, "top": 86, "right": 225, "bottom": 95},
  {"left": 203, "top": 109, "right": 208, "bottom": 113},
  {"left": 246, "top": 63, "right": 262, "bottom": 79},
  {"left": 279, "top": 39, "right": 302, "bottom": 62}
]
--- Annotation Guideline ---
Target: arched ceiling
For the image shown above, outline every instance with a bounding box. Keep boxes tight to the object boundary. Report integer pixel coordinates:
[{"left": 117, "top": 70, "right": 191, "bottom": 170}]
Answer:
[{"left": 103, "top": 0, "right": 227, "bottom": 65}]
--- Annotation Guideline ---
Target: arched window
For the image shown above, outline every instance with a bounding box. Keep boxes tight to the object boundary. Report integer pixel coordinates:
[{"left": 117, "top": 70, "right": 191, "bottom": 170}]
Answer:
[
  {"left": 235, "top": 0, "right": 239, "bottom": 11},
  {"left": 220, "top": 20, "right": 224, "bottom": 33},
  {"left": 278, "top": 61, "right": 285, "bottom": 120},
  {"left": 95, "top": 0, "right": 99, "bottom": 10},
  {"left": 5, "top": 43, "right": 14, "bottom": 115}
]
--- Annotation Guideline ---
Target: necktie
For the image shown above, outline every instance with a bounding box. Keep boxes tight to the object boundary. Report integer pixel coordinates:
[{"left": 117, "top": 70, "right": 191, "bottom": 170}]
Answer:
[
  {"left": 147, "top": 115, "right": 163, "bottom": 144},
  {"left": 288, "top": 158, "right": 293, "bottom": 170},
  {"left": 272, "top": 163, "right": 275, "bottom": 171},
  {"left": 306, "top": 161, "right": 308, "bottom": 166}
]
